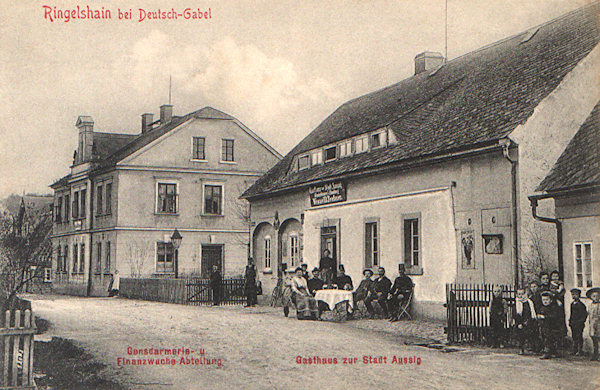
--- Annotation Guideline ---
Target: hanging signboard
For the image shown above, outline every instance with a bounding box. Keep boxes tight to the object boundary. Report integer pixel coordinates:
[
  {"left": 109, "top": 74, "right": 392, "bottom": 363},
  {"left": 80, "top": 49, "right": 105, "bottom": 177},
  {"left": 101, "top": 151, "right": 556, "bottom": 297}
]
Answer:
[{"left": 309, "top": 181, "right": 346, "bottom": 207}]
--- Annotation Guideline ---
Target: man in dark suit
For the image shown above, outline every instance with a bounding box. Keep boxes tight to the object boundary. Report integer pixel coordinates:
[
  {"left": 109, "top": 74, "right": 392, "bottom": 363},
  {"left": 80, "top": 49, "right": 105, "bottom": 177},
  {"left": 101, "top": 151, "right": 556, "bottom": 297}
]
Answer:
[
  {"left": 209, "top": 265, "right": 222, "bottom": 306},
  {"left": 333, "top": 264, "right": 353, "bottom": 290},
  {"left": 365, "top": 267, "right": 392, "bottom": 318},
  {"left": 307, "top": 268, "right": 324, "bottom": 295},
  {"left": 388, "top": 264, "right": 413, "bottom": 321},
  {"left": 319, "top": 249, "right": 336, "bottom": 285}
]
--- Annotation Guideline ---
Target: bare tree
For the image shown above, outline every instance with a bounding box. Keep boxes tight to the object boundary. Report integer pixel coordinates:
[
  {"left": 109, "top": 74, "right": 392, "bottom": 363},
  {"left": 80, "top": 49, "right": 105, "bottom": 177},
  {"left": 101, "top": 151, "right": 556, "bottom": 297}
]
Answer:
[
  {"left": 125, "top": 240, "right": 151, "bottom": 278},
  {"left": 520, "top": 224, "right": 554, "bottom": 284}
]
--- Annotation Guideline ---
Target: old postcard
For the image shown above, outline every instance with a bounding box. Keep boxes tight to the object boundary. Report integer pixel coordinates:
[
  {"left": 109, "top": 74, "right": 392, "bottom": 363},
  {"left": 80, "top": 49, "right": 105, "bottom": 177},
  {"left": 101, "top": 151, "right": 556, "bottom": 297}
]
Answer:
[{"left": 1, "top": 0, "right": 599, "bottom": 389}]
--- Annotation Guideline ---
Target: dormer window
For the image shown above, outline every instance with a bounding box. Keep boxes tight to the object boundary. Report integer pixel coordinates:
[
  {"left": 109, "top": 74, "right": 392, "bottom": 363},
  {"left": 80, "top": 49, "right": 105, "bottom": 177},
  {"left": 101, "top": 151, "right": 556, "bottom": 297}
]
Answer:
[
  {"left": 339, "top": 140, "right": 353, "bottom": 157},
  {"left": 298, "top": 155, "right": 310, "bottom": 171},
  {"left": 371, "top": 133, "right": 382, "bottom": 148},
  {"left": 324, "top": 146, "right": 337, "bottom": 162},
  {"left": 311, "top": 150, "right": 323, "bottom": 166},
  {"left": 355, "top": 136, "right": 368, "bottom": 154}
]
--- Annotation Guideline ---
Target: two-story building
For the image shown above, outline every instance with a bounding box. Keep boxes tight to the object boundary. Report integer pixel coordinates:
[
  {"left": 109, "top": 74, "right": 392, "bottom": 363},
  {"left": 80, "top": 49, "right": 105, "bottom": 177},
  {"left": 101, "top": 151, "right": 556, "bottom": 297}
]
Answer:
[
  {"left": 242, "top": 4, "right": 600, "bottom": 319},
  {"left": 50, "top": 105, "right": 281, "bottom": 296}
]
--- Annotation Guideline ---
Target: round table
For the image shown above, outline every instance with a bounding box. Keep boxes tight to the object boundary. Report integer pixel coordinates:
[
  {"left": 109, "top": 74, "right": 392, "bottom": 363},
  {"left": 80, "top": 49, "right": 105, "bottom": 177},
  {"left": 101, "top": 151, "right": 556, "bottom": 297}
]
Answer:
[{"left": 314, "top": 289, "right": 354, "bottom": 313}]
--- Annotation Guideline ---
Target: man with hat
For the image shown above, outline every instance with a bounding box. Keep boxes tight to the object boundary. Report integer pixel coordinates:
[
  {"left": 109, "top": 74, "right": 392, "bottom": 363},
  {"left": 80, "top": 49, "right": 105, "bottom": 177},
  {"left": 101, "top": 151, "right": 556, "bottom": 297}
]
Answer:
[
  {"left": 568, "top": 288, "right": 587, "bottom": 356},
  {"left": 537, "top": 290, "right": 562, "bottom": 359},
  {"left": 307, "top": 267, "right": 325, "bottom": 295},
  {"left": 365, "top": 267, "right": 392, "bottom": 318},
  {"left": 388, "top": 264, "right": 414, "bottom": 322},
  {"left": 586, "top": 286, "right": 600, "bottom": 360},
  {"left": 353, "top": 269, "right": 374, "bottom": 312}
]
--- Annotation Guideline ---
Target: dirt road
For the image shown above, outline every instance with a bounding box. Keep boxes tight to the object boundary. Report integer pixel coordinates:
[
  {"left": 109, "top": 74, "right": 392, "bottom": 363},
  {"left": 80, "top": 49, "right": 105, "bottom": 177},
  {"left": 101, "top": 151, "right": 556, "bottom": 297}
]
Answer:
[{"left": 29, "top": 295, "right": 599, "bottom": 390}]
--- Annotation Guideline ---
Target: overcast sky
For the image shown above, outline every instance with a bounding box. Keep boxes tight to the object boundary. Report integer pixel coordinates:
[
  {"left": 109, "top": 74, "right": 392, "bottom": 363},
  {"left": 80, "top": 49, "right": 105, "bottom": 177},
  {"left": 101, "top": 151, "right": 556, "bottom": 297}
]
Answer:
[{"left": 0, "top": 0, "right": 590, "bottom": 197}]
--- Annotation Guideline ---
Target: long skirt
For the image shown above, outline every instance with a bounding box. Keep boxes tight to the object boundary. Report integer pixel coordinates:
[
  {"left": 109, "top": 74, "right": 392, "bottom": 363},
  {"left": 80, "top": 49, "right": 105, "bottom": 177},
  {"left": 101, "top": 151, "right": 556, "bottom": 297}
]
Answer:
[{"left": 294, "top": 294, "right": 319, "bottom": 320}]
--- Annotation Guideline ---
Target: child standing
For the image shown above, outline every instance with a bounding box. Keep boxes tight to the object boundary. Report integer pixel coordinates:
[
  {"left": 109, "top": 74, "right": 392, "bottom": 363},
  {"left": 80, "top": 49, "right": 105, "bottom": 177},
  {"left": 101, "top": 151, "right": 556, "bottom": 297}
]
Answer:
[
  {"left": 537, "top": 291, "right": 562, "bottom": 359},
  {"left": 513, "top": 288, "right": 536, "bottom": 354},
  {"left": 489, "top": 285, "right": 508, "bottom": 348},
  {"left": 569, "top": 288, "right": 587, "bottom": 356},
  {"left": 586, "top": 287, "right": 600, "bottom": 361}
]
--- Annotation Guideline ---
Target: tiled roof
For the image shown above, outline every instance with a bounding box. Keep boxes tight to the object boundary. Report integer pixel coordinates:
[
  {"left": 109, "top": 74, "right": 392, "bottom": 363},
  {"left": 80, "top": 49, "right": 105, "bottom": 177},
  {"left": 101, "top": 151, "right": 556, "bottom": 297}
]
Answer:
[
  {"left": 51, "top": 107, "right": 238, "bottom": 188},
  {"left": 537, "top": 100, "right": 600, "bottom": 192},
  {"left": 242, "top": 3, "right": 600, "bottom": 199}
]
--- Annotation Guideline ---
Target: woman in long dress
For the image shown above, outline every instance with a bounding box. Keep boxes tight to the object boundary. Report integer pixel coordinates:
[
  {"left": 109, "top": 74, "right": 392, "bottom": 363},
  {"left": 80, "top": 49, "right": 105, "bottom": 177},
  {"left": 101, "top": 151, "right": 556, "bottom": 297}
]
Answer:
[{"left": 291, "top": 267, "right": 319, "bottom": 320}]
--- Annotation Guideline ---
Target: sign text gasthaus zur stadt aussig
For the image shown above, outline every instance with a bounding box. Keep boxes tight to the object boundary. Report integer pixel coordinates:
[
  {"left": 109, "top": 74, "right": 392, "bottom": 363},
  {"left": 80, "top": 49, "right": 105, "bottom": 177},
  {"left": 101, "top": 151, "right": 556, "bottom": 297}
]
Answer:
[{"left": 309, "top": 181, "right": 346, "bottom": 207}]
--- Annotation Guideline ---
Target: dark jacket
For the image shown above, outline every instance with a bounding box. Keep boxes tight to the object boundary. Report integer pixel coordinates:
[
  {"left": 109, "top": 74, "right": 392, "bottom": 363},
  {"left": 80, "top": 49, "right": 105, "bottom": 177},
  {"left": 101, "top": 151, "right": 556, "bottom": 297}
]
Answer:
[
  {"left": 489, "top": 296, "right": 507, "bottom": 326},
  {"left": 319, "top": 256, "right": 336, "bottom": 271},
  {"left": 538, "top": 303, "right": 562, "bottom": 335},
  {"left": 513, "top": 300, "right": 534, "bottom": 327},
  {"left": 569, "top": 300, "right": 588, "bottom": 327},
  {"left": 209, "top": 269, "right": 222, "bottom": 288},
  {"left": 244, "top": 265, "right": 257, "bottom": 293},
  {"left": 307, "top": 277, "right": 324, "bottom": 294},
  {"left": 390, "top": 275, "right": 413, "bottom": 297},
  {"left": 355, "top": 278, "right": 373, "bottom": 301},
  {"left": 333, "top": 274, "right": 353, "bottom": 290},
  {"left": 371, "top": 276, "right": 392, "bottom": 296}
]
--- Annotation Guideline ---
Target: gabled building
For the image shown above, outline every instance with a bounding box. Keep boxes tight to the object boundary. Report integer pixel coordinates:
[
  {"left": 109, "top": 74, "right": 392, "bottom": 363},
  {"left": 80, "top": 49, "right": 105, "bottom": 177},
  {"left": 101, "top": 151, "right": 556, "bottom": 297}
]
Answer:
[
  {"left": 242, "top": 4, "right": 600, "bottom": 319},
  {"left": 530, "top": 100, "right": 599, "bottom": 350},
  {"left": 50, "top": 105, "right": 281, "bottom": 296}
]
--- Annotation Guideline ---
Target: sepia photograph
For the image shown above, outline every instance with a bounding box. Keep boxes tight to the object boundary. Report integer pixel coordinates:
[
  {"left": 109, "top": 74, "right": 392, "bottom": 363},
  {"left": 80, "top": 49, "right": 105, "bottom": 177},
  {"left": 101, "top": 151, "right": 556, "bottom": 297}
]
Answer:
[{"left": 0, "top": 0, "right": 599, "bottom": 389}]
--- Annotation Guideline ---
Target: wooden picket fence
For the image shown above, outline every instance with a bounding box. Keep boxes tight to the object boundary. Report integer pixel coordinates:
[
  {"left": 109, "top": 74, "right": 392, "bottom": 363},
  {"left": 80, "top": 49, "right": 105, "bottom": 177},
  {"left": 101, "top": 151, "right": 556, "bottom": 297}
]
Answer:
[
  {"left": 1, "top": 309, "right": 36, "bottom": 389},
  {"left": 120, "top": 277, "right": 246, "bottom": 306},
  {"left": 446, "top": 283, "right": 516, "bottom": 344}
]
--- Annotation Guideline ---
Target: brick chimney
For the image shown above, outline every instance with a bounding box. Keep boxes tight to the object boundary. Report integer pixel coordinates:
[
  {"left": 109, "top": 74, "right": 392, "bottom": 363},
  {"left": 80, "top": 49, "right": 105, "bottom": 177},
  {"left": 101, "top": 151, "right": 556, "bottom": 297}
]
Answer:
[
  {"left": 414, "top": 51, "right": 444, "bottom": 75},
  {"left": 75, "top": 115, "right": 94, "bottom": 164},
  {"left": 160, "top": 104, "right": 173, "bottom": 124},
  {"left": 141, "top": 113, "right": 154, "bottom": 133}
]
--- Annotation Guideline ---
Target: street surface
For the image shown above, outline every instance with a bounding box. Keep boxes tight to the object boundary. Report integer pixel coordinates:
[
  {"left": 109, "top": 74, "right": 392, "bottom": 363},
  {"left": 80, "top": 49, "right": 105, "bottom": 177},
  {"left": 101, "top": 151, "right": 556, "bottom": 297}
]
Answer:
[{"left": 29, "top": 295, "right": 599, "bottom": 390}]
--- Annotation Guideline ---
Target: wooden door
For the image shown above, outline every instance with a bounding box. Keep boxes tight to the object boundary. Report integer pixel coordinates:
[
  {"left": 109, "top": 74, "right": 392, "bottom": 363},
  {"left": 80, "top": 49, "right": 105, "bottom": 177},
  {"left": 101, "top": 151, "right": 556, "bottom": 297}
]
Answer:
[{"left": 201, "top": 245, "right": 223, "bottom": 278}]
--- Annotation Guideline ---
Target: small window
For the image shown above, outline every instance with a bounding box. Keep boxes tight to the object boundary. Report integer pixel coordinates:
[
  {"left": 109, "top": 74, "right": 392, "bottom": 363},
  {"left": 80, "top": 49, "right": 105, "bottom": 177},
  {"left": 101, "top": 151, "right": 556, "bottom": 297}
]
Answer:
[
  {"left": 264, "top": 236, "right": 272, "bottom": 269},
  {"left": 80, "top": 189, "right": 86, "bottom": 218},
  {"left": 324, "top": 146, "right": 337, "bottom": 162},
  {"left": 72, "top": 191, "right": 79, "bottom": 219},
  {"left": 105, "top": 242, "right": 111, "bottom": 273},
  {"left": 574, "top": 242, "right": 593, "bottom": 288},
  {"left": 105, "top": 183, "right": 112, "bottom": 214},
  {"left": 55, "top": 196, "right": 62, "bottom": 223},
  {"left": 371, "top": 132, "right": 387, "bottom": 148},
  {"left": 192, "top": 137, "right": 206, "bottom": 160},
  {"left": 64, "top": 245, "right": 69, "bottom": 271},
  {"left": 404, "top": 218, "right": 420, "bottom": 268},
  {"left": 56, "top": 246, "right": 63, "bottom": 272},
  {"left": 79, "top": 243, "right": 85, "bottom": 273},
  {"left": 96, "top": 185, "right": 103, "bottom": 215},
  {"left": 96, "top": 242, "right": 102, "bottom": 274},
  {"left": 355, "top": 136, "right": 368, "bottom": 154},
  {"left": 222, "top": 139, "right": 235, "bottom": 162},
  {"left": 156, "top": 242, "right": 175, "bottom": 273},
  {"left": 311, "top": 150, "right": 323, "bottom": 166},
  {"left": 339, "top": 140, "right": 353, "bottom": 157},
  {"left": 290, "top": 234, "right": 299, "bottom": 266},
  {"left": 72, "top": 243, "right": 78, "bottom": 273},
  {"left": 64, "top": 194, "right": 70, "bottom": 222},
  {"left": 204, "top": 185, "right": 223, "bottom": 215},
  {"left": 365, "top": 221, "right": 378, "bottom": 268},
  {"left": 298, "top": 155, "right": 310, "bottom": 171},
  {"left": 157, "top": 183, "right": 178, "bottom": 214}
]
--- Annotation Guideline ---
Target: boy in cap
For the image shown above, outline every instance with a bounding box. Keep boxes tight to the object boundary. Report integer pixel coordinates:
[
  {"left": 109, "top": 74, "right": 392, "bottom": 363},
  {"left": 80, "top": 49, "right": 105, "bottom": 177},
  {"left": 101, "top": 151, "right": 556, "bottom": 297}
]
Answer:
[
  {"left": 537, "top": 290, "right": 562, "bottom": 359},
  {"left": 587, "top": 287, "right": 600, "bottom": 361},
  {"left": 569, "top": 288, "right": 587, "bottom": 356}
]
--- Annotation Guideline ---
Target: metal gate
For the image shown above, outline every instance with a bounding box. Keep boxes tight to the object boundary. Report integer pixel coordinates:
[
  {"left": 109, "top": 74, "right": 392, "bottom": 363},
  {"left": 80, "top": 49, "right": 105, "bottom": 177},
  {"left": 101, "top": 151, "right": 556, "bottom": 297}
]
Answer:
[{"left": 186, "top": 277, "right": 246, "bottom": 306}]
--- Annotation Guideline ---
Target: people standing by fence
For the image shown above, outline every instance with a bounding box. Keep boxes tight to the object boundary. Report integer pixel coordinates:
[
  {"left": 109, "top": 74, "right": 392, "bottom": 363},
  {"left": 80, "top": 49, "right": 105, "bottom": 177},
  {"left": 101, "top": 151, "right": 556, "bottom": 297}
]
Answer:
[
  {"left": 489, "top": 285, "right": 508, "bottom": 348},
  {"left": 210, "top": 265, "right": 222, "bottom": 306},
  {"left": 244, "top": 258, "right": 258, "bottom": 307},
  {"left": 513, "top": 288, "right": 536, "bottom": 355}
]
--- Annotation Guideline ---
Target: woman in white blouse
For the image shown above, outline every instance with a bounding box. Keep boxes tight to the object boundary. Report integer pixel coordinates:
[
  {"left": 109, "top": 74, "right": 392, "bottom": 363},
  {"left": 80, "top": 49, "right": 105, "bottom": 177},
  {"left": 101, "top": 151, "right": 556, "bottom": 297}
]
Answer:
[{"left": 291, "top": 267, "right": 319, "bottom": 320}]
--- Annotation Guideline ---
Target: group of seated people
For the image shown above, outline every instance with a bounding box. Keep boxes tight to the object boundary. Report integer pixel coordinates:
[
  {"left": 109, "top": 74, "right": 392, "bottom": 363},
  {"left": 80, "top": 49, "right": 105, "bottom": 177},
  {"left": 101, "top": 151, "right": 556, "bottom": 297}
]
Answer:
[
  {"left": 282, "top": 254, "right": 414, "bottom": 322},
  {"left": 354, "top": 264, "right": 414, "bottom": 321}
]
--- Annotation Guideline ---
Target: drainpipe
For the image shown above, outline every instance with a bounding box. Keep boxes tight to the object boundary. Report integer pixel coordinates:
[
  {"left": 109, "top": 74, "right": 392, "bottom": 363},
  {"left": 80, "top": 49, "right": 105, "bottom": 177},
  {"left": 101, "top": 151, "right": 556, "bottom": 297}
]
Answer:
[
  {"left": 528, "top": 196, "right": 563, "bottom": 280},
  {"left": 500, "top": 139, "right": 520, "bottom": 287}
]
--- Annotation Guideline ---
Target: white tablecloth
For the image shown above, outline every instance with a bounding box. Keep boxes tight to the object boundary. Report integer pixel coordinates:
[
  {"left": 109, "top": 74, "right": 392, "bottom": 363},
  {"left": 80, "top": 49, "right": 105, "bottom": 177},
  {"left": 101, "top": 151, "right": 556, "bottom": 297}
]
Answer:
[{"left": 315, "top": 290, "right": 354, "bottom": 313}]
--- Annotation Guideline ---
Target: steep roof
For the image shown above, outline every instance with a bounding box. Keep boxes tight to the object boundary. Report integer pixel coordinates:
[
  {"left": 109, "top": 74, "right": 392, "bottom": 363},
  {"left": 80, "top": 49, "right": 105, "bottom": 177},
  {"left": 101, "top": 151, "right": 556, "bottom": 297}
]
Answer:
[
  {"left": 243, "top": 3, "right": 600, "bottom": 199},
  {"left": 51, "top": 106, "right": 278, "bottom": 188},
  {"left": 537, "top": 100, "right": 600, "bottom": 193}
]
